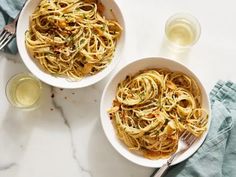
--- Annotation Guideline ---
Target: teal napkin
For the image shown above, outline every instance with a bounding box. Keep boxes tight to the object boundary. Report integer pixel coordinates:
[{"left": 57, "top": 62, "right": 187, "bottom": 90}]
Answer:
[
  {"left": 0, "top": 0, "right": 26, "bottom": 53},
  {"left": 163, "top": 81, "right": 235, "bottom": 177}
]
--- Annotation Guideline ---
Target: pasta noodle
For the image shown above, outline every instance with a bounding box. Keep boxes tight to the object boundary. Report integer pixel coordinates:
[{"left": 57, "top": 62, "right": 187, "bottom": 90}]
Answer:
[
  {"left": 25, "top": 0, "right": 122, "bottom": 79},
  {"left": 108, "top": 69, "right": 208, "bottom": 159}
]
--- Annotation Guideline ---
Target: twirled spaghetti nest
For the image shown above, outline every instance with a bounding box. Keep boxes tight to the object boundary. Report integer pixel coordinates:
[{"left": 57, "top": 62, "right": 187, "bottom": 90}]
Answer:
[
  {"left": 25, "top": 0, "right": 122, "bottom": 79},
  {"left": 108, "top": 69, "right": 208, "bottom": 159}
]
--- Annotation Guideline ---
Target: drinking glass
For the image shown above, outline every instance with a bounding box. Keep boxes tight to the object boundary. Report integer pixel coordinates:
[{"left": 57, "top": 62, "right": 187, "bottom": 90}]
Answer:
[
  {"left": 165, "top": 13, "right": 201, "bottom": 50},
  {"left": 5, "top": 72, "right": 42, "bottom": 110}
]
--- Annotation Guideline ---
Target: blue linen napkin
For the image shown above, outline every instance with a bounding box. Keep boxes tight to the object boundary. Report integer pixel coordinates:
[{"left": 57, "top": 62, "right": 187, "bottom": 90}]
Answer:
[
  {"left": 0, "top": 0, "right": 26, "bottom": 54},
  {"left": 163, "top": 81, "right": 236, "bottom": 177}
]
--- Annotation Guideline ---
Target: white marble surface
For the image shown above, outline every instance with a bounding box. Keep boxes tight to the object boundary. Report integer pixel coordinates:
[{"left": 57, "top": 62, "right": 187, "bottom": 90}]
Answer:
[{"left": 1, "top": 0, "right": 236, "bottom": 177}]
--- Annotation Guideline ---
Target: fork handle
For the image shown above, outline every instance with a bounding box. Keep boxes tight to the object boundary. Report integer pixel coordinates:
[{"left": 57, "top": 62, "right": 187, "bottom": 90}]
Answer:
[
  {"left": 150, "top": 163, "right": 170, "bottom": 177},
  {"left": 150, "top": 131, "right": 196, "bottom": 177},
  {"left": 150, "top": 152, "right": 180, "bottom": 177}
]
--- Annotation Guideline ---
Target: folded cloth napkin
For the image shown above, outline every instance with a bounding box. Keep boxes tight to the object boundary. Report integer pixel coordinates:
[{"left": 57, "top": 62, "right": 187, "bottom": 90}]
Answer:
[
  {"left": 0, "top": 0, "right": 26, "bottom": 54},
  {"left": 162, "top": 81, "right": 236, "bottom": 177}
]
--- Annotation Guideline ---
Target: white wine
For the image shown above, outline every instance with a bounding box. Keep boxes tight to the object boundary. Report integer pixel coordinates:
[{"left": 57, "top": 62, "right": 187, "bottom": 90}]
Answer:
[
  {"left": 165, "top": 14, "right": 201, "bottom": 48},
  {"left": 6, "top": 73, "right": 42, "bottom": 109},
  {"left": 15, "top": 78, "right": 41, "bottom": 106},
  {"left": 166, "top": 20, "right": 195, "bottom": 46}
]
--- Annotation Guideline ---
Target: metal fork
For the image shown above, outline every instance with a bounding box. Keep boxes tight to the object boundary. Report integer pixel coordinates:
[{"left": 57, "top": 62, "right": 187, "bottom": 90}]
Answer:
[
  {"left": 150, "top": 131, "right": 197, "bottom": 177},
  {"left": 0, "top": 15, "right": 19, "bottom": 50},
  {"left": 0, "top": 0, "right": 27, "bottom": 50}
]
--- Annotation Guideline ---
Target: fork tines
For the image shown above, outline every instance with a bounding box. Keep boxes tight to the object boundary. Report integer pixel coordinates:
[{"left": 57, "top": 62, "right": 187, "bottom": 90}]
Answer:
[
  {"left": 0, "top": 30, "right": 14, "bottom": 50},
  {"left": 181, "top": 130, "right": 197, "bottom": 146}
]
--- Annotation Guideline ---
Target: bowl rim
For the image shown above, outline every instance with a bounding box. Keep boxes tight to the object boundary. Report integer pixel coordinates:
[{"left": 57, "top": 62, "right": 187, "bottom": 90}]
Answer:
[
  {"left": 100, "top": 56, "right": 212, "bottom": 167},
  {"left": 16, "top": 0, "right": 126, "bottom": 89}
]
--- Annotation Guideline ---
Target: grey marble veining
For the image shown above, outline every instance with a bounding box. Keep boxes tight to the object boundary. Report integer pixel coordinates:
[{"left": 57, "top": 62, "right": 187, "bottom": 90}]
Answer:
[{"left": 51, "top": 87, "right": 93, "bottom": 177}]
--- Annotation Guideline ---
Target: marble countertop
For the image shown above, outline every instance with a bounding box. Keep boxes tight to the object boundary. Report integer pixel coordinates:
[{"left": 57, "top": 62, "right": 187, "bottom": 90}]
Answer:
[{"left": 1, "top": 0, "right": 236, "bottom": 177}]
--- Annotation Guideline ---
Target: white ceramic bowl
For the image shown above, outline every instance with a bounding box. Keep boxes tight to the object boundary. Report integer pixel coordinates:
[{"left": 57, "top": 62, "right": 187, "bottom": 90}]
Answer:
[
  {"left": 100, "top": 57, "right": 211, "bottom": 167},
  {"left": 16, "top": 0, "right": 125, "bottom": 88}
]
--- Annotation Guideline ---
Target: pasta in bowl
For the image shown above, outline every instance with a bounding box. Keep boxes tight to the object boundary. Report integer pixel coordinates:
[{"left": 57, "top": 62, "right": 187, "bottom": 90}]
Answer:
[
  {"left": 100, "top": 57, "right": 211, "bottom": 167},
  {"left": 17, "top": 0, "right": 124, "bottom": 88}
]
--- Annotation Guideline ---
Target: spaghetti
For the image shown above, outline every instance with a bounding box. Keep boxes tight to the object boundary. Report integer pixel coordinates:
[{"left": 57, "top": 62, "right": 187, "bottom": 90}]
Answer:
[
  {"left": 25, "top": 0, "right": 122, "bottom": 79},
  {"left": 108, "top": 69, "right": 208, "bottom": 159}
]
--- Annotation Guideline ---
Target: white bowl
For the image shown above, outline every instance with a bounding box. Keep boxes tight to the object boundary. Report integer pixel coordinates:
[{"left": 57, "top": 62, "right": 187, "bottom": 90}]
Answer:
[
  {"left": 100, "top": 57, "right": 211, "bottom": 167},
  {"left": 16, "top": 0, "right": 125, "bottom": 88}
]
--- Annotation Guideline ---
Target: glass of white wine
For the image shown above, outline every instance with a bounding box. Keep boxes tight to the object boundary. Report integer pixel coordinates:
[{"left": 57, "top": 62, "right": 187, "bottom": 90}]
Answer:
[
  {"left": 165, "top": 13, "right": 201, "bottom": 50},
  {"left": 6, "top": 73, "right": 42, "bottom": 110}
]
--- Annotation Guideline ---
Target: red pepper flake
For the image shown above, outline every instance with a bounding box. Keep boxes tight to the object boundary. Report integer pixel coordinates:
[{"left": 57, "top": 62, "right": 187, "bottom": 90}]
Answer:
[
  {"left": 109, "top": 113, "right": 112, "bottom": 120},
  {"left": 51, "top": 93, "right": 54, "bottom": 98},
  {"left": 60, "top": 88, "right": 63, "bottom": 91},
  {"left": 50, "top": 108, "right": 54, "bottom": 111}
]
